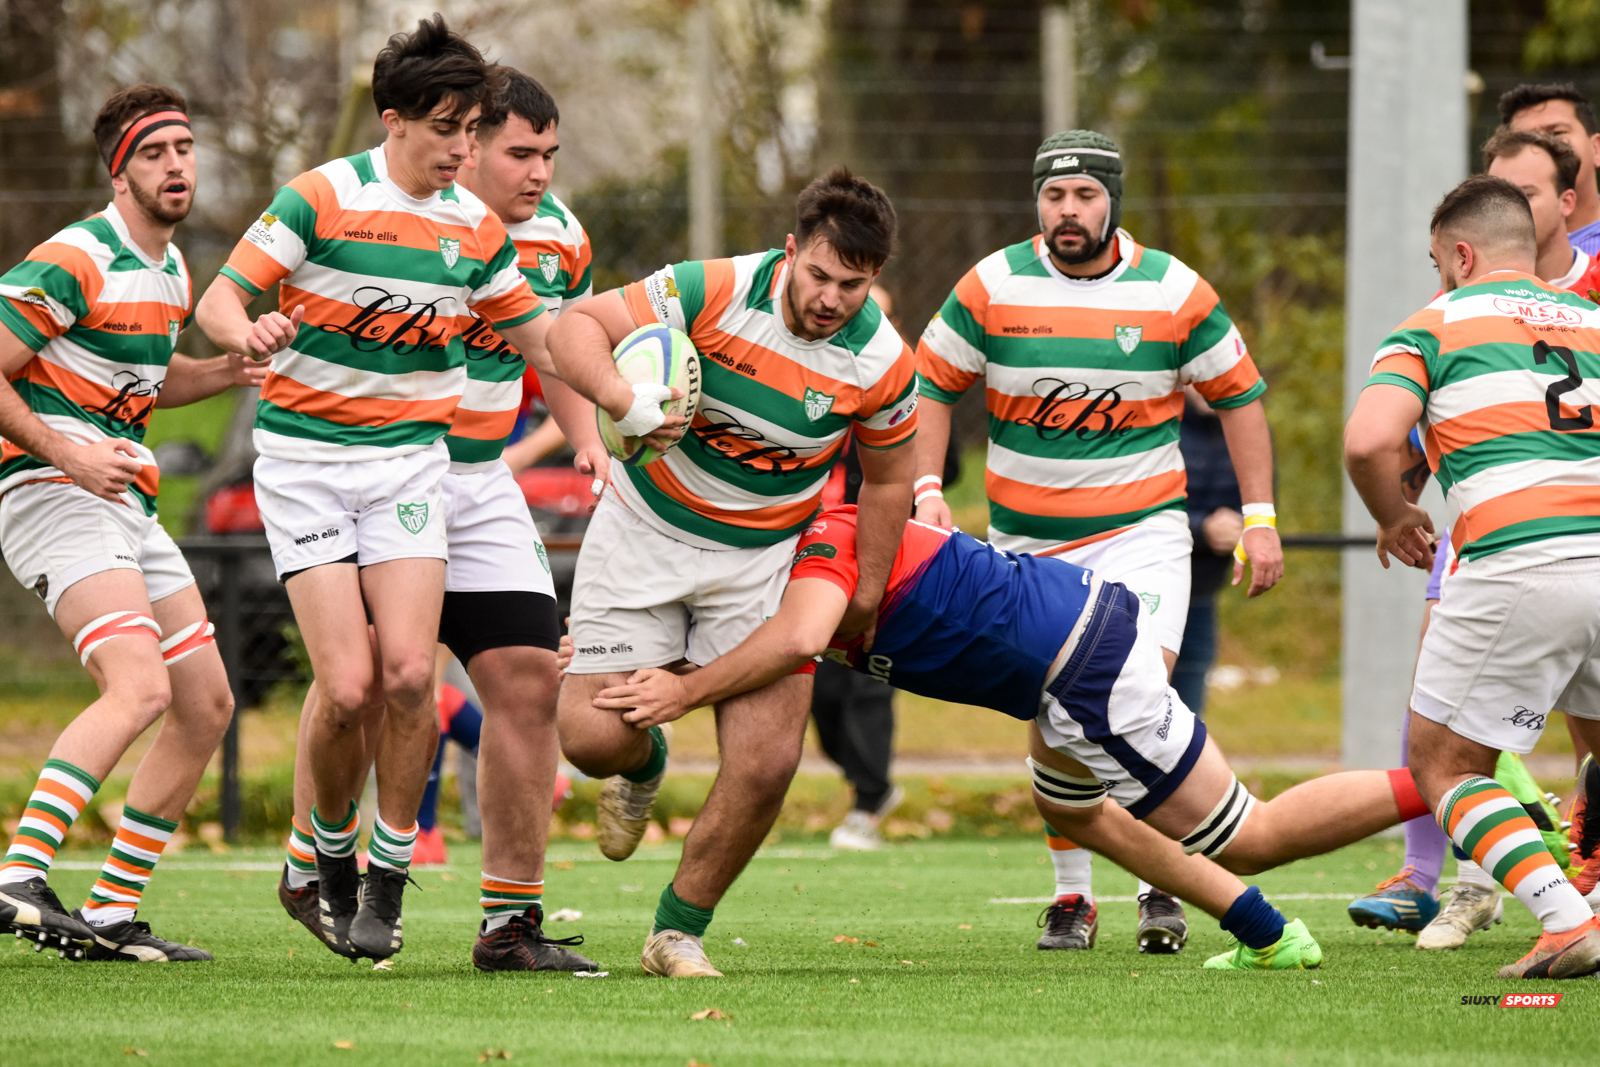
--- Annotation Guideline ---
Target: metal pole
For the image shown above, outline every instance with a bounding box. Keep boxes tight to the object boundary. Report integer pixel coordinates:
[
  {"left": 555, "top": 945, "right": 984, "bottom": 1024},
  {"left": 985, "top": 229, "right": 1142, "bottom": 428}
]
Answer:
[
  {"left": 688, "top": 2, "right": 721, "bottom": 261},
  {"left": 218, "top": 547, "right": 243, "bottom": 840},
  {"left": 1341, "top": 0, "right": 1466, "bottom": 769},
  {"left": 1040, "top": 3, "right": 1076, "bottom": 137}
]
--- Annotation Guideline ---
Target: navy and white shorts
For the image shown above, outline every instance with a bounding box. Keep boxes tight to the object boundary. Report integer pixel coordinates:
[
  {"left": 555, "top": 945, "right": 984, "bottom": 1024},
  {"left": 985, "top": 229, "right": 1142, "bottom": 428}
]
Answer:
[{"left": 1035, "top": 577, "right": 1207, "bottom": 818}]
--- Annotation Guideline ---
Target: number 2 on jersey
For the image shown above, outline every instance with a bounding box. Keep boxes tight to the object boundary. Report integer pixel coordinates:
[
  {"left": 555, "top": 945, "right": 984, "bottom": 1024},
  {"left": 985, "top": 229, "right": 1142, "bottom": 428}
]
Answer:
[{"left": 1533, "top": 340, "right": 1594, "bottom": 431}]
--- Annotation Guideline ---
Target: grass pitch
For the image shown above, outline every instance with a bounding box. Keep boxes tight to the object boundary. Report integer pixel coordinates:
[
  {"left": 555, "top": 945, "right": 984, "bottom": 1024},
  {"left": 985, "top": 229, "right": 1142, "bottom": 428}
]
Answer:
[{"left": 1, "top": 838, "right": 1590, "bottom": 1066}]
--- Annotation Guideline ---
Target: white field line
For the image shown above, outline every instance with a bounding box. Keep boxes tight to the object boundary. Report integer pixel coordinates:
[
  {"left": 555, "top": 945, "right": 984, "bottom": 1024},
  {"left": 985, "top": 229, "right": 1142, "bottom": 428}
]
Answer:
[{"left": 49, "top": 847, "right": 837, "bottom": 873}]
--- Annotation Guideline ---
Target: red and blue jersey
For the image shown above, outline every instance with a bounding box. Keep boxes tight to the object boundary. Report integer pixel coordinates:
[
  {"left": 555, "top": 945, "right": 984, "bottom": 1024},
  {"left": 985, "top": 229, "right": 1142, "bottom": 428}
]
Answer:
[{"left": 790, "top": 506, "right": 1094, "bottom": 720}]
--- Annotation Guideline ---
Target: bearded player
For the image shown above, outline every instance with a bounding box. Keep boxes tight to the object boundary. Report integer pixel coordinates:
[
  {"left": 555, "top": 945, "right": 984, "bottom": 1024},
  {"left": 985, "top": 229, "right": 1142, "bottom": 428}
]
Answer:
[
  {"left": 575, "top": 505, "right": 1438, "bottom": 974},
  {"left": 548, "top": 168, "right": 918, "bottom": 978},
  {"left": 0, "top": 85, "right": 264, "bottom": 961},
  {"left": 195, "top": 18, "right": 566, "bottom": 962},
  {"left": 914, "top": 130, "right": 1282, "bottom": 954},
  {"left": 273, "top": 66, "right": 600, "bottom": 971}
]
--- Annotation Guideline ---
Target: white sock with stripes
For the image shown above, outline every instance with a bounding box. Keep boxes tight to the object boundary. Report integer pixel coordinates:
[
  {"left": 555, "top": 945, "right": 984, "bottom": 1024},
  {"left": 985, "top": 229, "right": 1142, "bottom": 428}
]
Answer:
[{"left": 368, "top": 815, "right": 417, "bottom": 872}]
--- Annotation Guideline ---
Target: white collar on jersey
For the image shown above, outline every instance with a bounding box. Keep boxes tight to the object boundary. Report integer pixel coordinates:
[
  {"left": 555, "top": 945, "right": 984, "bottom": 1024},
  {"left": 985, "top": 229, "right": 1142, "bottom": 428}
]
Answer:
[
  {"left": 101, "top": 201, "right": 171, "bottom": 270},
  {"left": 1037, "top": 227, "right": 1135, "bottom": 289},
  {"left": 1550, "top": 245, "right": 1589, "bottom": 291},
  {"left": 371, "top": 144, "right": 444, "bottom": 210}
]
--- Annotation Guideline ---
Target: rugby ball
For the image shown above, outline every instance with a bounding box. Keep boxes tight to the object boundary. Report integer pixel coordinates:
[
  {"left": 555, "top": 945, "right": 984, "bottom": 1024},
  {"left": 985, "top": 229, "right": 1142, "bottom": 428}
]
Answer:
[{"left": 597, "top": 323, "right": 702, "bottom": 465}]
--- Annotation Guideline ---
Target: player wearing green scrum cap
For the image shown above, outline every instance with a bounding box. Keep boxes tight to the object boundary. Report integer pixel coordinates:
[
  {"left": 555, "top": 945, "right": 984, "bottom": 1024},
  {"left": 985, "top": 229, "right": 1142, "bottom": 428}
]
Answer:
[{"left": 913, "top": 129, "right": 1283, "bottom": 956}]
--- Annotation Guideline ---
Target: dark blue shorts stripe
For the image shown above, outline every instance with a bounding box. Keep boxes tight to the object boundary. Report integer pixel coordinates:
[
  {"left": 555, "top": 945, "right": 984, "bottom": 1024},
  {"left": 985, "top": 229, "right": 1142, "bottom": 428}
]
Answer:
[
  {"left": 1046, "top": 582, "right": 1172, "bottom": 793},
  {"left": 1126, "top": 719, "right": 1207, "bottom": 819}
]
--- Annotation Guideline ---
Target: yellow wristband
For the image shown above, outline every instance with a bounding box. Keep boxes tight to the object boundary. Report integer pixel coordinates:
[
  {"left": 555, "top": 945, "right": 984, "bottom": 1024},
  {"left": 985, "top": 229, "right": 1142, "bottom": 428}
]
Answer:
[{"left": 1234, "top": 514, "right": 1278, "bottom": 563}]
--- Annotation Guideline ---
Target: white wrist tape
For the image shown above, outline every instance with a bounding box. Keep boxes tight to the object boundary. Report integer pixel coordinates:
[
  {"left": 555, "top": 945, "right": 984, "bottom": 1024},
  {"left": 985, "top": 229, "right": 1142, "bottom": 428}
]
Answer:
[
  {"left": 915, "top": 488, "right": 944, "bottom": 507},
  {"left": 913, "top": 475, "right": 943, "bottom": 492},
  {"left": 73, "top": 611, "right": 161, "bottom": 666},
  {"left": 1241, "top": 503, "right": 1276, "bottom": 519},
  {"left": 614, "top": 382, "right": 674, "bottom": 437}
]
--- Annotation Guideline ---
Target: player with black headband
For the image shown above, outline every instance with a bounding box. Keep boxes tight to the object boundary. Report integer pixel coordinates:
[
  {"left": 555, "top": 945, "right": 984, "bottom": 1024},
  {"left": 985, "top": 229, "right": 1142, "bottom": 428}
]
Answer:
[
  {"left": 0, "top": 84, "right": 264, "bottom": 961},
  {"left": 914, "top": 130, "right": 1282, "bottom": 955}
]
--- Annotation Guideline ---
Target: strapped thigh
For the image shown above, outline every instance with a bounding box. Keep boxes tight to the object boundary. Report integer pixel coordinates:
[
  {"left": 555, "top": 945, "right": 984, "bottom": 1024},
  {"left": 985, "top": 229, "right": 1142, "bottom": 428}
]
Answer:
[
  {"left": 73, "top": 611, "right": 161, "bottom": 666},
  {"left": 1180, "top": 776, "right": 1258, "bottom": 857},
  {"left": 1028, "top": 756, "right": 1110, "bottom": 808},
  {"left": 159, "top": 619, "right": 216, "bottom": 665}
]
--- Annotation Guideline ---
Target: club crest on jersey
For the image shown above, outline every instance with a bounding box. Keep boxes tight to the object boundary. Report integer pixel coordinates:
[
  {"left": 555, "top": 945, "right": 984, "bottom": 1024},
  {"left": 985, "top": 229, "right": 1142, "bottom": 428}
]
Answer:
[
  {"left": 1138, "top": 591, "right": 1161, "bottom": 614},
  {"left": 168, "top": 320, "right": 181, "bottom": 349},
  {"left": 1115, "top": 325, "right": 1143, "bottom": 355},
  {"left": 538, "top": 253, "right": 560, "bottom": 283},
  {"left": 439, "top": 237, "right": 461, "bottom": 269},
  {"left": 804, "top": 387, "right": 836, "bottom": 421},
  {"left": 396, "top": 502, "right": 429, "bottom": 535},
  {"left": 534, "top": 541, "right": 550, "bottom": 573}
]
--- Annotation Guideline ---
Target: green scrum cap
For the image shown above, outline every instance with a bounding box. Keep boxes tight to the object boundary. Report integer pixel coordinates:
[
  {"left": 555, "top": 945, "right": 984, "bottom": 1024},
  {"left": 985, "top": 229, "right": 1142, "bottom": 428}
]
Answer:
[{"left": 1033, "top": 129, "right": 1124, "bottom": 239}]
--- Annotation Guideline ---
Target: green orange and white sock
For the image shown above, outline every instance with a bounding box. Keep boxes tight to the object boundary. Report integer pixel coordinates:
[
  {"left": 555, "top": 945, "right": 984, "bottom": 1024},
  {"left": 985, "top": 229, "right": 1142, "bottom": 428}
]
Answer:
[
  {"left": 1441, "top": 776, "right": 1592, "bottom": 933},
  {"left": 480, "top": 874, "right": 543, "bottom": 931},
  {"left": 284, "top": 816, "right": 317, "bottom": 889},
  {"left": 367, "top": 815, "right": 417, "bottom": 872},
  {"left": 0, "top": 759, "right": 99, "bottom": 885},
  {"left": 81, "top": 805, "right": 177, "bottom": 927},
  {"left": 310, "top": 801, "right": 360, "bottom": 858}
]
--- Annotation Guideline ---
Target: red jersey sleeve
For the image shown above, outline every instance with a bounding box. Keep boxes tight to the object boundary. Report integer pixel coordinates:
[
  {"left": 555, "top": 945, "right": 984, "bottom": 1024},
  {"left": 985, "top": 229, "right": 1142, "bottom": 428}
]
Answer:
[{"left": 789, "top": 506, "right": 861, "bottom": 599}]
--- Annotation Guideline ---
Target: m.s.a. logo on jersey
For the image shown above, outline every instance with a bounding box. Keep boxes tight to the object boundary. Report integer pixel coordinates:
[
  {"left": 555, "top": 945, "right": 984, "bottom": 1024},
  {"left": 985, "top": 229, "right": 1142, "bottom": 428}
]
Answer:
[
  {"left": 804, "top": 387, "right": 836, "bottom": 421},
  {"left": 439, "top": 236, "right": 461, "bottom": 269},
  {"left": 1115, "top": 324, "right": 1143, "bottom": 355},
  {"left": 538, "top": 253, "right": 560, "bottom": 283}
]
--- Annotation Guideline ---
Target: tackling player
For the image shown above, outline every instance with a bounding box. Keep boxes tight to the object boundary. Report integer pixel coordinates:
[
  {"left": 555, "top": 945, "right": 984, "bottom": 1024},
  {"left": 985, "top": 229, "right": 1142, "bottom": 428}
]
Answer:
[
  {"left": 195, "top": 18, "right": 563, "bottom": 962},
  {"left": 914, "top": 130, "right": 1282, "bottom": 954},
  {"left": 274, "top": 65, "right": 600, "bottom": 972},
  {"left": 0, "top": 85, "right": 262, "bottom": 961},
  {"left": 548, "top": 167, "right": 919, "bottom": 977},
  {"left": 1345, "top": 174, "right": 1600, "bottom": 978},
  {"left": 579, "top": 506, "right": 1434, "bottom": 973}
]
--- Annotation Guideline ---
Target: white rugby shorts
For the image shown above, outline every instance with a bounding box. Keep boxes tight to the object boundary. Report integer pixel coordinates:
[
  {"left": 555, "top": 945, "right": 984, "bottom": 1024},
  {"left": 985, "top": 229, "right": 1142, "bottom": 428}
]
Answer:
[
  {"left": 1035, "top": 577, "right": 1207, "bottom": 818},
  {"left": 1411, "top": 556, "right": 1600, "bottom": 754},
  {"left": 0, "top": 480, "right": 194, "bottom": 617},
  {"left": 441, "top": 463, "right": 555, "bottom": 598},
  {"left": 254, "top": 441, "right": 449, "bottom": 580},
  {"left": 565, "top": 490, "right": 796, "bottom": 674},
  {"left": 1046, "top": 510, "right": 1193, "bottom": 655}
]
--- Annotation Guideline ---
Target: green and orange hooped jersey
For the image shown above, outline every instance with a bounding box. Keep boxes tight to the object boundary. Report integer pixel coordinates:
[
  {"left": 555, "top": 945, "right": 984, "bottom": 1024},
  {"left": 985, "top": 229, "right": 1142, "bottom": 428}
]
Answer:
[
  {"left": 446, "top": 191, "right": 592, "bottom": 471},
  {"left": 916, "top": 231, "right": 1264, "bottom": 555},
  {"left": 0, "top": 203, "right": 192, "bottom": 515},
  {"left": 219, "top": 147, "right": 544, "bottom": 464},
  {"left": 1366, "top": 270, "right": 1600, "bottom": 573},
  {"left": 619, "top": 250, "right": 920, "bottom": 550}
]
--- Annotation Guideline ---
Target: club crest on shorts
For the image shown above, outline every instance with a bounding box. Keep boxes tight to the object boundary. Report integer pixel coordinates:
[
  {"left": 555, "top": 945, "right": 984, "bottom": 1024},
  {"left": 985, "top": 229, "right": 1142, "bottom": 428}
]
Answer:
[
  {"left": 1114, "top": 324, "right": 1143, "bottom": 355},
  {"left": 1138, "top": 591, "right": 1161, "bottom": 613},
  {"left": 803, "top": 387, "right": 836, "bottom": 421},
  {"left": 439, "top": 236, "right": 461, "bottom": 269},
  {"left": 538, "top": 253, "right": 560, "bottom": 283},
  {"left": 396, "top": 501, "right": 430, "bottom": 535}
]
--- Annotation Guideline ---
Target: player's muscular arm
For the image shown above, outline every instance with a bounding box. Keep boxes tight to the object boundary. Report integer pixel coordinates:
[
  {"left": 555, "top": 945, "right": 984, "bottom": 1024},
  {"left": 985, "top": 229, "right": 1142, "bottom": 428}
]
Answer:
[
  {"left": 1213, "top": 398, "right": 1284, "bottom": 597},
  {"left": 547, "top": 289, "right": 684, "bottom": 451},
  {"left": 593, "top": 578, "right": 849, "bottom": 728},
  {"left": 193, "top": 275, "right": 303, "bottom": 362},
  {"left": 1399, "top": 433, "right": 1431, "bottom": 505},
  {"left": 0, "top": 321, "right": 141, "bottom": 501},
  {"left": 156, "top": 352, "right": 267, "bottom": 408},
  {"left": 1345, "top": 384, "right": 1435, "bottom": 571},
  {"left": 840, "top": 439, "right": 915, "bottom": 647},
  {"left": 541, "top": 375, "right": 611, "bottom": 494},
  {"left": 497, "top": 312, "right": 554, "bottom": 378},
  {"left": 912, "top": 396, "right": 956, "bottom": 526}
]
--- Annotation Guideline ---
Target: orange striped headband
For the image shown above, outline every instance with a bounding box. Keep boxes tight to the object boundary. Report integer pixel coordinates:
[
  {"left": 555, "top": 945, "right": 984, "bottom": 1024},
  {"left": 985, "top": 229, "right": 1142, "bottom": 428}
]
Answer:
[{"left": 108, "top": 110, "right": 191, "bottom": 176}]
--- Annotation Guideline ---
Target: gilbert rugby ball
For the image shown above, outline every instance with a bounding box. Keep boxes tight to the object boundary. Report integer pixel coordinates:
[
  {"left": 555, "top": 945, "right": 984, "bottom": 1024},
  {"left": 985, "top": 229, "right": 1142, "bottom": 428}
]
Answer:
[{"left": 596, "top": 323, "right": 702, "bottom": 465}]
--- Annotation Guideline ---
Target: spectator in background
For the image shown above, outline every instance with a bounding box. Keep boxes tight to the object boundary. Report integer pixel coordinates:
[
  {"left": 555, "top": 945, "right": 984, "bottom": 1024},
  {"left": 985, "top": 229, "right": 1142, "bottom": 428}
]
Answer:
[
  {"left": 813, "top": 284, "right": 960, "bottom": 851},
  {"left": 1170, "top": 386, "right": 1242, "bottom": 717},
  {"left": 1502, "top": 83, "right": 1600, "bottom": 255}
]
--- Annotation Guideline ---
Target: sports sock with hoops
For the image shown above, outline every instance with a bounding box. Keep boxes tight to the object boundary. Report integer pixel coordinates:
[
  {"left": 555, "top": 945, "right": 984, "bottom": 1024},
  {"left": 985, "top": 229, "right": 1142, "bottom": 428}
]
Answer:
[
  {"left": 81, "top": 805, "right": 177, "bottom": 926},
  {"left": 653, "top": 883, "right": 713, "bottom": 937},
  {"left": 367, "top": 815, "right": 417, "bottom": 871},
  {"left": 1456, "top": 858, "right": 1498, "bottom": 890},
  {"left": 480, "top": 874, "right": 543, "bottom": 932},
  {"left": 284, "top": 816, "right": 317, "bottom": 889},
  {"left": 1440, "top": 776, "right": 1591, "bottom": 934},
  {"left": 1044, "top": 826, "right": 1093, "bottom": 903},
  {"left": 0, "top": 759, "right": 100, "bottom": 885},
  {"left": 310, "top": 801, "right": 360, "bottom": 858},
  {"left": 622, "top": 726, "right": 668, "bottom": 784}
]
